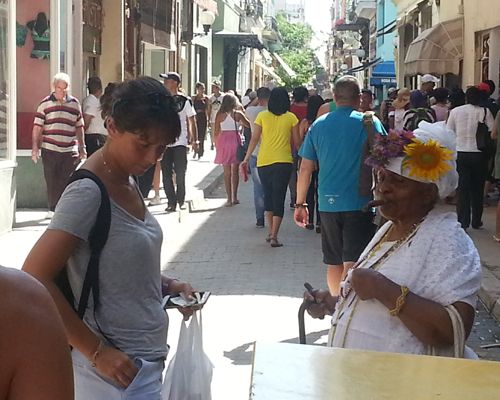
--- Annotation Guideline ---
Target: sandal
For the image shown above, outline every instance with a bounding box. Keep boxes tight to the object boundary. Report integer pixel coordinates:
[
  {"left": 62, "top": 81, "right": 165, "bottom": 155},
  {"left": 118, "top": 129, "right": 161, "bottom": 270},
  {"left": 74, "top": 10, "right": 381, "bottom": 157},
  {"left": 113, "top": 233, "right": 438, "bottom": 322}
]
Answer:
[
  {"left": 266, "top": 234, "right": 272, "bottom": 243},
  {"left": 494, "top": 235, "right": 500, "bottom": 243},
  {"left": 224, "top": 201, "right": 233, "bottom": 207},
  {"left": 270, "top": 237, "right": 283, "bottom": 248},
  {"left": 232, "top": 199, "right": 240, "bottom": 205}
]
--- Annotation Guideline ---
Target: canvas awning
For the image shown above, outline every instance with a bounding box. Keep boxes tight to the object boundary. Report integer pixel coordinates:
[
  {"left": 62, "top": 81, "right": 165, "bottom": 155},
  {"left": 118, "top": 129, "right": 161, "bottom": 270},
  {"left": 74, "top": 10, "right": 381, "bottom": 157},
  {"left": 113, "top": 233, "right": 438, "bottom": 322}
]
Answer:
[
  {"left": 404, "top": 17, "right": 463, "bottom": 76},
  {"left": 255, "top": 61, "right": 282, "bottom": 83},
  {"left": 272, "top": 53, "right": 297, "bottom": 79},
  {"left": 370, "top": 61, "right": 396, "bottom": 86}
]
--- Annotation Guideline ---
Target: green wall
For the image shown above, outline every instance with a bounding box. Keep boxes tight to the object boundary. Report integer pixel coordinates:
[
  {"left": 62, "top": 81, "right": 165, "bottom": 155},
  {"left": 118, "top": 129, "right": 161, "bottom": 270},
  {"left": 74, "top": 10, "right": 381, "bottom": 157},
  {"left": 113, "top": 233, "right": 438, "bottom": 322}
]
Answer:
[{"left": 16, "top": 156, "right": 47, "bottom": 209}]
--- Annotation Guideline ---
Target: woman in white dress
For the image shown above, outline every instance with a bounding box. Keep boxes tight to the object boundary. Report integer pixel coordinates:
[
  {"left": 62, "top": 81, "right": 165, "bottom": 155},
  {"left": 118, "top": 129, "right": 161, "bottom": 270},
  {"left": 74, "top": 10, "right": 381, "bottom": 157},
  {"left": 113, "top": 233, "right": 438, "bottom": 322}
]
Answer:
[{"left": 303, "top": 122, "right": 482, "bottom": 357}]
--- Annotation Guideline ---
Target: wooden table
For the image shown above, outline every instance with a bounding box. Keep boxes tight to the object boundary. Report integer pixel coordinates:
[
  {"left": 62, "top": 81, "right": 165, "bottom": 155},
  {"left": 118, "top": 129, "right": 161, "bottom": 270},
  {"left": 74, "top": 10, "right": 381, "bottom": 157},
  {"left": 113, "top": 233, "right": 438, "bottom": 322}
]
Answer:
[{"left": 250, "top": 342, "right": 500, "bottom": 399}]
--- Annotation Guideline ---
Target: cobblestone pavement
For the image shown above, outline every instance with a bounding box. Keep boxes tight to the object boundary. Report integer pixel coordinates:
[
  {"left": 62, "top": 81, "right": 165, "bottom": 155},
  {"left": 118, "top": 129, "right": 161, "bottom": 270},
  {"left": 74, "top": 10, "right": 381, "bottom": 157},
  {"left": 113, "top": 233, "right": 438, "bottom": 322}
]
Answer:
[{"left": 157, "top": 181, "right": 500, "bottom": 399}]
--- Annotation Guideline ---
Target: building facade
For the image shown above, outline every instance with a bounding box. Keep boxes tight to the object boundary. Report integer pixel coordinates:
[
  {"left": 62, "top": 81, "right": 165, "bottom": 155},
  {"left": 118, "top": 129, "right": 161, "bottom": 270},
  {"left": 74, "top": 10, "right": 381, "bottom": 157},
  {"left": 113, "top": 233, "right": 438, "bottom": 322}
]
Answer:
[
  {"left": 274, "top": 0, "right": 305, "bottom": 23},
  {"left": 392, "top": 0, "right": 500, "bottom": 95},
  {"left": 1, "top": 0, "right": 280, "bottom": 233}
]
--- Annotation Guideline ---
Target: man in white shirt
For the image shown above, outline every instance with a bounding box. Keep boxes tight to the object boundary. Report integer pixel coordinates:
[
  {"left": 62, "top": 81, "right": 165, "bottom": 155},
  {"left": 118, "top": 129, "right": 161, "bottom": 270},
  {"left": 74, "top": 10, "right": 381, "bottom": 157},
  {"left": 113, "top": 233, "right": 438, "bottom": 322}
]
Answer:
[
  {"left": 207, "top": 81, "right": 224, "bottom": 150},
  {"left": 82, "top": 77, "right": 107, "bottom": 156},
  {"left": 245, "top": 87, "right": 270, "bottom": 227},
  {"left": 160, "top": 72, "right": 198, "bottom": 212}
]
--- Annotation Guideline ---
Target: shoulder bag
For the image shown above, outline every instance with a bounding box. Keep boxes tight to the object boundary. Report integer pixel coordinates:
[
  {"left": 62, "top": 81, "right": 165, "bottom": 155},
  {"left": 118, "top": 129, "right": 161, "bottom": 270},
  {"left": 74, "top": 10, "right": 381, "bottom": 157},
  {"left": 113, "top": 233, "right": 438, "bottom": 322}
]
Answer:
[{"left": 476, "top": 107, "right": 494, "bottom": 154}]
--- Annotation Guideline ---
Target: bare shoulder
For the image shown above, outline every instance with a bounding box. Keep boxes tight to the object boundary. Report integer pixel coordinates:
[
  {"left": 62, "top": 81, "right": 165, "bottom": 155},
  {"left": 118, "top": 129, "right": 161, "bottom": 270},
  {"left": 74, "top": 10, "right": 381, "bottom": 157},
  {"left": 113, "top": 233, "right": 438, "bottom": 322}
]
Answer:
[{"left": 0, "top": 267, "right": 74, "bottom": 400}]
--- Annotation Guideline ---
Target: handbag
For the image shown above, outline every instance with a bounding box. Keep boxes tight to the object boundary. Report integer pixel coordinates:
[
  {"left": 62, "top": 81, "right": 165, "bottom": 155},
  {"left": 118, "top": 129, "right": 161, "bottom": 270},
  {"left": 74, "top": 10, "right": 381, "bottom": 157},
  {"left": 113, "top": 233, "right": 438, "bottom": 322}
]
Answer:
[
  {"left": 162, "top": 311, "right": 214, "bottom": 400},
  {"left": 234, "top": 117, "right": 247, "bottom": 162},
  {"left": 476, "top": 108, "right": 494, "bottom": 154},
  {"left": 428, "top": 305, "right": 468, "bottom": 358}
]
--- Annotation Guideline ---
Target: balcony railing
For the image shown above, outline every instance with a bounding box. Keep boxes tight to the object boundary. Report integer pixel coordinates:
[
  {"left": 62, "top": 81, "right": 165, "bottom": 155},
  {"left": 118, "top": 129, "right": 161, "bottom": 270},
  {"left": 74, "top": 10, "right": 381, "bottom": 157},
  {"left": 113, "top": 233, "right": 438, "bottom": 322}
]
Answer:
[
  {"left": 264, "top": 16, "right": 278, "bottom": 33},
  {"left": 244, "top": 0, "right": 264, "bottom": 19}
]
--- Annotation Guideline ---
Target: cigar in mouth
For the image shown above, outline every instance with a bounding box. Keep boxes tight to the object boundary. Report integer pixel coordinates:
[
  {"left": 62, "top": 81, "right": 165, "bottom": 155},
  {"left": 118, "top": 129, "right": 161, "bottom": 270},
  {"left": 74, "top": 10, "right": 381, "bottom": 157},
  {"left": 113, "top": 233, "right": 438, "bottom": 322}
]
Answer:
[{"left": 364, "top": 199, "right": 387, "bottom": 211}]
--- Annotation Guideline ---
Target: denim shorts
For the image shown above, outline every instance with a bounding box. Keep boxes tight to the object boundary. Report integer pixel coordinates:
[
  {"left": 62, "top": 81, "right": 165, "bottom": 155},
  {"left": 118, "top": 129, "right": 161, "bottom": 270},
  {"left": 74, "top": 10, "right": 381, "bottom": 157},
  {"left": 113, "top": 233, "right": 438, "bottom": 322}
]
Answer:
[{"left": 72, "top": 349, "right": 165, "bottom": 400}]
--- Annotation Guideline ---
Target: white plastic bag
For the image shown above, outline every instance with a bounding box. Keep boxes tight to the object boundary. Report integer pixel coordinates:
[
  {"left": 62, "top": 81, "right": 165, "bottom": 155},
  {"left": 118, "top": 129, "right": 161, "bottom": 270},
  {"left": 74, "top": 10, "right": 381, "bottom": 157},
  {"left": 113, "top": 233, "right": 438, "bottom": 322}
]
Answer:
[{"left": 162, "top": 311, "right": 213, "bottom": 400}]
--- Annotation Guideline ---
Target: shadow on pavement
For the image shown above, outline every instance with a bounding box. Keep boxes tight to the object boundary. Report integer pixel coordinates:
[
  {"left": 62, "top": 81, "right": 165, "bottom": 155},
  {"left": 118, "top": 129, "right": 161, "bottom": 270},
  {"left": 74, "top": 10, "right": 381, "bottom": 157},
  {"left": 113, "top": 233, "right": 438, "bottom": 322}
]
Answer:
[{"left": 223, "top": 329, "right": 329, "bottom": 366}]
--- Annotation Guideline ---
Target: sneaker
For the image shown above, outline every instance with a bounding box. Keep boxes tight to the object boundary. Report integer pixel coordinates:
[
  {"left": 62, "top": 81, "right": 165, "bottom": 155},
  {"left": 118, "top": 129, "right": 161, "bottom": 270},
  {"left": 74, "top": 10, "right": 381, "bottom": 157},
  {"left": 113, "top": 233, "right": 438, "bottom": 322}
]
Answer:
[
  {"left": 165, "top": 205, "right": 176, "bottom": 212},
  {"left": 305, "top": 223, "right": 314, "bottom": 230},
  {"left": 45, "top": 211, "right": 54, "bottom": 219},
  {"left": 315, "top": 225, "right": 321, "bottom": 234},
  {"left": 256, "top": 218, "right": 265, "bottom": 228},
  {"left": 179, "top": 203, "right": 187, "bottom": 210},
  {"left": 148, "top": 195, "right": 162, "bottom": 206}
]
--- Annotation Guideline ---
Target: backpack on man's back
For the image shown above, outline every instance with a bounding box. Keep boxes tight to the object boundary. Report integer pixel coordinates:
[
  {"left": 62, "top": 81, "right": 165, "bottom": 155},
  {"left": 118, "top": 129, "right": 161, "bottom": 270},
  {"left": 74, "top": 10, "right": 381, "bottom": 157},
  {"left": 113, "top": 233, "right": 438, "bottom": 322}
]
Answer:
[{"left": 403, "top": 107, "right": 436, "bottom": 131}]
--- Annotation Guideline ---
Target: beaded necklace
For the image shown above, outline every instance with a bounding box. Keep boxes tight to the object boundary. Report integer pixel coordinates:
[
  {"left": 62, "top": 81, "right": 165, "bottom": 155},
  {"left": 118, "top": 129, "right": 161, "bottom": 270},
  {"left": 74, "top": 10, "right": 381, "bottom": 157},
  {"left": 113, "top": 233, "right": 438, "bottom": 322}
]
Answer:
[{"left": 330, "top": 219, "right": 424, "bottom": 348}]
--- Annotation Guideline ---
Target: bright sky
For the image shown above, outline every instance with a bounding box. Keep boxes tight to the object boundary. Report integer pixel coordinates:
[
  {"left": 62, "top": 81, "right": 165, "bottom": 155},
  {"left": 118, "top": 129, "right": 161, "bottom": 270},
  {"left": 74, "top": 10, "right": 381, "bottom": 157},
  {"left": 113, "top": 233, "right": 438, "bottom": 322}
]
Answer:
[{"left": 304, "top": 0, "right": 332, "bottom": 66}]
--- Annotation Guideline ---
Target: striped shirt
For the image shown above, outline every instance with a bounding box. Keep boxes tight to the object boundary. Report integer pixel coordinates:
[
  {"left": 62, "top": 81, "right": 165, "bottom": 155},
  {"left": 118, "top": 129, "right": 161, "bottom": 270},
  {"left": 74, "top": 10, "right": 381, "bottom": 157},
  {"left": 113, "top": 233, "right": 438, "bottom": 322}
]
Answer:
[{"left": 34, "top": 93, "right": 84, "bottom": 153}]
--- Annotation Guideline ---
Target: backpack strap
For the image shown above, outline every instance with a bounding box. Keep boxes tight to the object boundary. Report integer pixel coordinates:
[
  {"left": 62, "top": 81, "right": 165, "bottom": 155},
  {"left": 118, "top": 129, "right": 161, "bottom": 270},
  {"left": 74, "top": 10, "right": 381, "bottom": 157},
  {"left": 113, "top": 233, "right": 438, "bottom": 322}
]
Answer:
[{"left": 67, "top": 169, "right": 111, "bottom": 319}]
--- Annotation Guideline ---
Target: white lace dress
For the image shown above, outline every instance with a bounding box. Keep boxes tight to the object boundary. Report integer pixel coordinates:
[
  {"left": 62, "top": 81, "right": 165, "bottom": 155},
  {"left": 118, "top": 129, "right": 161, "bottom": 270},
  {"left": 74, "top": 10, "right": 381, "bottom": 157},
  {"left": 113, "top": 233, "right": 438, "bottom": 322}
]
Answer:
[{"left": 328, "top": 208, "right": 482, "bottom": 355}]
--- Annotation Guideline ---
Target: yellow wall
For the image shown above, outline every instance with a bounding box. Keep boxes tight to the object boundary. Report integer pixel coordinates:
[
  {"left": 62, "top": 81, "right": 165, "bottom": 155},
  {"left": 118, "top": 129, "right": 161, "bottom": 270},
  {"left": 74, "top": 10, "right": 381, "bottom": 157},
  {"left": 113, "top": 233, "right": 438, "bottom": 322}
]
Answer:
[
  {"left": 100, "top": 0, "right": 124, "bottom": 86},
  {"left": 462, "top": 0, "right": 500, "bottom": 88}
]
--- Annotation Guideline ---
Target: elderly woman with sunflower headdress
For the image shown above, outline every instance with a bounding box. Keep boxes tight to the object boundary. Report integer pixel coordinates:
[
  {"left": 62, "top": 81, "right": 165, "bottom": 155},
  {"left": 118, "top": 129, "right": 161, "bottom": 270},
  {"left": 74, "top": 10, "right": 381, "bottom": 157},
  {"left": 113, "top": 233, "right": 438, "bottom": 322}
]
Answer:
[{"left": 304, "top": 121, "right": 482, "bottom": 358}]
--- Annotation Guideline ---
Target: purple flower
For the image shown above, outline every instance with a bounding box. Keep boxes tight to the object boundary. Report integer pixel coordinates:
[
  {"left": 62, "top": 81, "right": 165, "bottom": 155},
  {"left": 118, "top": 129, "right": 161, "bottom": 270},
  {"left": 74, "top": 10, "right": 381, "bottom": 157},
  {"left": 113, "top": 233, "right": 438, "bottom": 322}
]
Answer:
[{"left": 365, "top": 129, "right": 415, "bottom": 168}]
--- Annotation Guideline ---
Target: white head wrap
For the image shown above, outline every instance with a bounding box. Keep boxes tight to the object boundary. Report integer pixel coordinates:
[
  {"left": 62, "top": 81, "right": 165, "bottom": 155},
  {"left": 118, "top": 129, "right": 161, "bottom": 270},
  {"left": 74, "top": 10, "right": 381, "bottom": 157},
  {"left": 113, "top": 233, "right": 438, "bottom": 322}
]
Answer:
[{"left": 385, "top": 121, "right": 458, "bottom": 198}]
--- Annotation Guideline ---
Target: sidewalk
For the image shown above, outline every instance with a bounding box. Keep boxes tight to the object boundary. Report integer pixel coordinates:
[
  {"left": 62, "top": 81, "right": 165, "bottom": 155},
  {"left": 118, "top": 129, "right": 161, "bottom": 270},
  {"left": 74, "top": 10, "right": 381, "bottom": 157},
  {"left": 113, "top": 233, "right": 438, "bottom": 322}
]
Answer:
[
  {"left": 0, "top": 146, "right": 222, "bottom": 270},
  {"left": 0, "top": 153, "right": 500, "bottom": 398}
]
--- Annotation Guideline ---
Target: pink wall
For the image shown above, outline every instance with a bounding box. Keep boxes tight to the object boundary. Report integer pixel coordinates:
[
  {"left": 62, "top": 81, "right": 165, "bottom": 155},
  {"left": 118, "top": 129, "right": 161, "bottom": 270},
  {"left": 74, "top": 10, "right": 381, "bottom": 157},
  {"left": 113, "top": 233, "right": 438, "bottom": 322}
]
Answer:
[{"left": 16, "top": 0, "right": 51, "bottom": 149}]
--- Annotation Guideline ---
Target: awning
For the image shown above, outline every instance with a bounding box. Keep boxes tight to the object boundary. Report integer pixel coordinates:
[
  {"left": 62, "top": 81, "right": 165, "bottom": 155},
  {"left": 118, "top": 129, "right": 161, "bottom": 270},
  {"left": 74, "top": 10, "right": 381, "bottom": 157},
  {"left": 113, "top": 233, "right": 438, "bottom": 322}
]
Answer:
[
  {"left": 214, "top": 30, "right": 264, "bottom": 49},
  {"left": 272, "top": 52, "right": 297, "bottom": 79},
  {"left": 372, "top": 61, "right": 395, "bottom": 77},
  {"left": 255, "top": 61, "right": 282, "bottom": 83},
  {"left": 404, "top": 17, "right": 463, "bottom": 76},
  {"left": 370, "top": 61, "right": 396, "bottom": 86},
  {"left": 192, "top": 0, "right": 218, "bottom": 14}
]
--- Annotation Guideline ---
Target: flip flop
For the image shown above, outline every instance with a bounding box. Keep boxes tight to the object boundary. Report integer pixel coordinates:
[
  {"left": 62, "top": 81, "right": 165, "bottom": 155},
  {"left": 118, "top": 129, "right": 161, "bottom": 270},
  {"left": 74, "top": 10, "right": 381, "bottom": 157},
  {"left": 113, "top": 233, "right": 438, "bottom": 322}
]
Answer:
[{"left": 232, "top": 199, "right": 240, "bottom": 205}]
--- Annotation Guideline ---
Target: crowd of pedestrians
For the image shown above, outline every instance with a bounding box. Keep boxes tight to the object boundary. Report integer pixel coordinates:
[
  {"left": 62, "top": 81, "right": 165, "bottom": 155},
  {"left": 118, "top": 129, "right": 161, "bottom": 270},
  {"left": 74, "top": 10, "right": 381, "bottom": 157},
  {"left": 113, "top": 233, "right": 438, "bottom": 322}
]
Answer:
[{"left": 5, "top": 67, "right": 499, "bottom": 399}]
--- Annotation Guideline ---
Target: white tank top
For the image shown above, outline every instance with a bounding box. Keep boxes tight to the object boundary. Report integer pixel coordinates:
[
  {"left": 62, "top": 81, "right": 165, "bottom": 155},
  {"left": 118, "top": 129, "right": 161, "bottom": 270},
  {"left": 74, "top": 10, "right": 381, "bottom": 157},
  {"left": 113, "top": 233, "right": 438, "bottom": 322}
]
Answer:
[{"left": 220, "top": 113, "right": 238, "bottom": 131}]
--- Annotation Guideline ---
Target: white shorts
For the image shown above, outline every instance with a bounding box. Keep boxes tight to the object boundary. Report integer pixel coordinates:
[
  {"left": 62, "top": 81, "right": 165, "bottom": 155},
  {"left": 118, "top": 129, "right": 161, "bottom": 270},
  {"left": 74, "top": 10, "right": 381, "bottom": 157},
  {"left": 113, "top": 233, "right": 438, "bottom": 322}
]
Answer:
[{"left": 72, "top": 349, "right": 164, "bottom": 400}]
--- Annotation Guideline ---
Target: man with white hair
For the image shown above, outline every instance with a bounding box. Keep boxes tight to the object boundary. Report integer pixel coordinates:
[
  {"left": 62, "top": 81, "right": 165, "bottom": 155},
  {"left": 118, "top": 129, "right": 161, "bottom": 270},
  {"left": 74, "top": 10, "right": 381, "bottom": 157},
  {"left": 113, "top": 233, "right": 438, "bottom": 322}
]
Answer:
[{"left": 32, "top": 72, "right": 86, "bottom": 218}]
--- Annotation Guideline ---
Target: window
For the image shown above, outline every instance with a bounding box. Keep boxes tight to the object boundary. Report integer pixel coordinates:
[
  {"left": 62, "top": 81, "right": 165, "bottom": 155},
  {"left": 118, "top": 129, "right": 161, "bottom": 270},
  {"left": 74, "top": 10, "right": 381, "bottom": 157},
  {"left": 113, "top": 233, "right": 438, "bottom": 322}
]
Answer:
[{"left": 0, "top": 0, "right": 9, "bottom": 160}]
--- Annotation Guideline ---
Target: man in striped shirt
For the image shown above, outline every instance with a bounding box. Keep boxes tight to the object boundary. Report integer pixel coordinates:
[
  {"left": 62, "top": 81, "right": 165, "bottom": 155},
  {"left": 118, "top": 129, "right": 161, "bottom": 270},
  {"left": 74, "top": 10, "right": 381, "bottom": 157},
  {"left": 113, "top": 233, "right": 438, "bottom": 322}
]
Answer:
[{"left": 31, "top": 72, "right": 86, "bottom": 217}]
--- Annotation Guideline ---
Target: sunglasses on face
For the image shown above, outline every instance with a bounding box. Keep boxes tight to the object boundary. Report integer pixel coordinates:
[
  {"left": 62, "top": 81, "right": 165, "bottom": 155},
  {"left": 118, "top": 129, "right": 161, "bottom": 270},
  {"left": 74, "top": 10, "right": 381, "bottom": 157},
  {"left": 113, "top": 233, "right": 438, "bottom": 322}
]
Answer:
[{"left": 112, "top": 92, "right": 187, "bottom": 115}]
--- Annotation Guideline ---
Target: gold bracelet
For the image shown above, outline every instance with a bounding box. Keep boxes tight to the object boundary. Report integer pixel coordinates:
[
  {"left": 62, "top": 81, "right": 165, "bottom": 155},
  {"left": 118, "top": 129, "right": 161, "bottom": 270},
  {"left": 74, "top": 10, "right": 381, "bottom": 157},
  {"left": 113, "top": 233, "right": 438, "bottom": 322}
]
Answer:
[
  {"left": 91, "top": 340, "right": 105, "bottom": 367},
  {"left": 389, "top": 286, "right": 409, "bottom": 316}
]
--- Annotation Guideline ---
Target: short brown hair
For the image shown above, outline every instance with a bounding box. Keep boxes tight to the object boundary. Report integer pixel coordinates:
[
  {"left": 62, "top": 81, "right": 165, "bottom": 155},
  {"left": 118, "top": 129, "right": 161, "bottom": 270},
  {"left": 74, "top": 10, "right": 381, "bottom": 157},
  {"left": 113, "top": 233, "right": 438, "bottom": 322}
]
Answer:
[{"left": 334, "top": 76, "right": 361, "bottom": 103}]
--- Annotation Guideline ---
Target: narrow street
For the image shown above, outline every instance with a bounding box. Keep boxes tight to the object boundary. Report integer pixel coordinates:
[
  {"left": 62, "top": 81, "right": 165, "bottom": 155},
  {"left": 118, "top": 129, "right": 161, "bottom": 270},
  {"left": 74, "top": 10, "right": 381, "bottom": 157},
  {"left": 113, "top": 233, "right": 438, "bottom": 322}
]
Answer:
[{"left": 155, "top": 175, "right": 500, "bottom": 399}]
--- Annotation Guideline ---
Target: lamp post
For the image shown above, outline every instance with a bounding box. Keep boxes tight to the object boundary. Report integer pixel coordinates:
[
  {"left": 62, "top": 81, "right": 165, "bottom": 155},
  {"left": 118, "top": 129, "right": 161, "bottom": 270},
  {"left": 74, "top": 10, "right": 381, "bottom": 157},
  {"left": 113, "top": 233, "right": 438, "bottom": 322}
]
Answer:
[{"left": 199, "top": 9, "right": 216, "bottom": 35}]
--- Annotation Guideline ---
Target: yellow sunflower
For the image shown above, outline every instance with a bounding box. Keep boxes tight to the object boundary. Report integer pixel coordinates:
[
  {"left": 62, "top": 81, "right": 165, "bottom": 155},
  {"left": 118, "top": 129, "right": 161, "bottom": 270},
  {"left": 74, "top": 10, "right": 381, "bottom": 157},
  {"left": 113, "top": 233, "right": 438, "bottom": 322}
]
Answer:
[{"left": 402, "top": 139, "right": 453, "bottom": 182}]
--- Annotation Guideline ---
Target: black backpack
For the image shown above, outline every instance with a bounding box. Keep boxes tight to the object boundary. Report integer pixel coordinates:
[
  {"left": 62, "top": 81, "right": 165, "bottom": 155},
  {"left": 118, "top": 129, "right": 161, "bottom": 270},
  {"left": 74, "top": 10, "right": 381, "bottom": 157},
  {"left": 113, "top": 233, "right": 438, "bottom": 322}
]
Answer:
[
  {"left": 54, "top": 169, "right": 111, "bottom": 319},
  {"left": 403, "top": 107, "right": 436, "bottom": 131}
]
